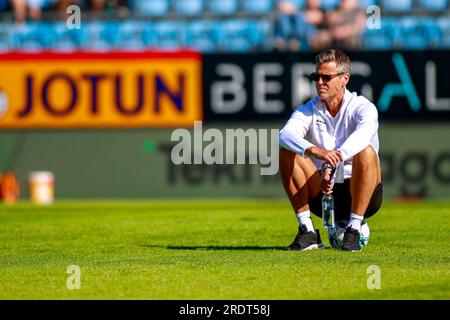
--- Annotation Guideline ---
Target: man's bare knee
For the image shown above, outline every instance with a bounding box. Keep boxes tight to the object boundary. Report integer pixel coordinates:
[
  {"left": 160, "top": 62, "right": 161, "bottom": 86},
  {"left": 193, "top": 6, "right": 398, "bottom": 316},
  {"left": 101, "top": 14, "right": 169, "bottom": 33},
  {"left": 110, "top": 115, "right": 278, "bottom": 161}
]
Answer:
[
  {"left": 280, "top": 147, "right": 318, "bottom": 180},
  {"left": 353, "top": 145, "right": 381, "bottom": 183},
  {"left": 353, "top": 146, "right": 377, "bottom": 166},
  {"left": 280, "top": 147, "right": 312, "bottom": 168}
]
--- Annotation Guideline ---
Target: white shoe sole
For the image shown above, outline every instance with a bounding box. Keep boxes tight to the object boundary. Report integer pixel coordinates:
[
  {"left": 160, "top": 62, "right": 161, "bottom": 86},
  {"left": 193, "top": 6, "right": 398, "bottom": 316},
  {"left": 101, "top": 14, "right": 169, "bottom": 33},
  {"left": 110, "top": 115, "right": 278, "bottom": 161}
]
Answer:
[{"left": 301, "top": 244, "right": 319, "bottom": 251}]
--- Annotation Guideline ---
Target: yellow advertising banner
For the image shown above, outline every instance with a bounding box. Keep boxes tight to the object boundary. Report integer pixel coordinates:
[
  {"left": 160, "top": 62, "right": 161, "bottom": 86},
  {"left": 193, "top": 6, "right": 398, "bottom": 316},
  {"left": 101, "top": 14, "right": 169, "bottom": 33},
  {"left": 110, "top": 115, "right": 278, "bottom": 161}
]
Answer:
[{"left": 0, "top": 51, "right": 202, "bottom": 128}]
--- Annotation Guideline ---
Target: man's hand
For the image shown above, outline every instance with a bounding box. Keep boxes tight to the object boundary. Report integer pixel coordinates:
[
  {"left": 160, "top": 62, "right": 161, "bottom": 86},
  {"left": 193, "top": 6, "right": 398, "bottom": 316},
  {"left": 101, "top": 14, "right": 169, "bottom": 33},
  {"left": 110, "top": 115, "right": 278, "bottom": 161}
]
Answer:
[
  {"left": 321, "top": 167, "right": 334, "bottom": 195},
  {"left": 305, "top": 146, "right": 343, "bottom": 167}
]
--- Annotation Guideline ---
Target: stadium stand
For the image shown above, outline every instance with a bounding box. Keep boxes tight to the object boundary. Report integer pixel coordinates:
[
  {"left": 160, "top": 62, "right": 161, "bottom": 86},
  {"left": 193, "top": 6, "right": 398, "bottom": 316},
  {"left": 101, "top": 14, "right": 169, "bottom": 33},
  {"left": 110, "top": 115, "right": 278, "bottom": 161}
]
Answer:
[
  {"left": 209, "top": 0, "right": 239, "bottom": 16},
  {"left": 173, "top": 0, "right": 204, "bottom": 16},
  {"left": 134, "top": 0, "right": 170, "bottom": 17},
  {"left": 185, "top": 19, "right": 216, "bottom": 52},
  {"left": 418, "top": 0, "right": 448, "bottom": 12},
  {"left": 382, "top": 0, "right": 413, "bottom": 13},
  {"left": 242, "top": 0, "right": 274, "bottom": 15},
  {"left": 0, "top": 0, "right": 448, "bottom": 52}
]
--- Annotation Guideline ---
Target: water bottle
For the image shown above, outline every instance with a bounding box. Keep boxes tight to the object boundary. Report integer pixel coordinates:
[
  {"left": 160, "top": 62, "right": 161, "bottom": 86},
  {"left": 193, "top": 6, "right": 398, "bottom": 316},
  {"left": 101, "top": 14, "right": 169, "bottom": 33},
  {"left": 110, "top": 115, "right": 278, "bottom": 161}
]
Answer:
[{"left": 322, "top": 194, "right": 335, "bottom": 228}]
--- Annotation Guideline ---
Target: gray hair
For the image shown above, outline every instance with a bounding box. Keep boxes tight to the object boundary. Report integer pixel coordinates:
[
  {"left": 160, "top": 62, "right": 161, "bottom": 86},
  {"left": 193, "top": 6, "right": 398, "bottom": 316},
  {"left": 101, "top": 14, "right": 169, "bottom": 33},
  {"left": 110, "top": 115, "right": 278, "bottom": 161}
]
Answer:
[{"left": 315, "top": 49, "right": 352, "bottom": 74}]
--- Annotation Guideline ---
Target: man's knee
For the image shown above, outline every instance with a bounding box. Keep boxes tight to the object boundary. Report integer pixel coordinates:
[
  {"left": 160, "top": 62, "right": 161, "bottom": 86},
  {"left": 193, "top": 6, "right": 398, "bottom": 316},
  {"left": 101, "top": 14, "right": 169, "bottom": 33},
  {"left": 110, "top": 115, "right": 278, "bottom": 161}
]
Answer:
[
  {"left": 353, "top": 145, "right": 378, "bottom": 167},
  {"left": 280, "top": 147, "right": 315, "bottom": 169},
  {"left": 353, "top": 146, "right": 381, "bottom": 183},
  {"left": 279, "top": 147, "right": 318, "bottom": 176}
]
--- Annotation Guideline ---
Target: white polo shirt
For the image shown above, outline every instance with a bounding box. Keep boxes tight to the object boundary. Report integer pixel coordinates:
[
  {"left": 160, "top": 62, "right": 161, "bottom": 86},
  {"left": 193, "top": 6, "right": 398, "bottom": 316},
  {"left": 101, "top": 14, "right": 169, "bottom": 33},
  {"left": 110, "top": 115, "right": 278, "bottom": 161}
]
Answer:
[{"left": 279, "top": 89, "right": 379, "bottom": 179}]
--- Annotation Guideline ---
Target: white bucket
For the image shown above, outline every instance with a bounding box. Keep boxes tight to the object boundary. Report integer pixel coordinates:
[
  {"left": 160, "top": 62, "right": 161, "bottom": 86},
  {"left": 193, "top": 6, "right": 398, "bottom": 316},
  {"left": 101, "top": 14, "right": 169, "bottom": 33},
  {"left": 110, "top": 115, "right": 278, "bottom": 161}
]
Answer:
[{"left": 29, "top": 171, "right": 54, "bottom": 205}]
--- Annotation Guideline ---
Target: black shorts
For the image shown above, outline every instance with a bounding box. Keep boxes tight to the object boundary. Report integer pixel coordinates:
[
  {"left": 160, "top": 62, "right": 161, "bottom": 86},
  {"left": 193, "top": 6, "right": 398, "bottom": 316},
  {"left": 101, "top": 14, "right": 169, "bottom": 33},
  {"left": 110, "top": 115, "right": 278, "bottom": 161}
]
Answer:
[{"left": 309, "top": 179, "right": 383, "bottom": 221}]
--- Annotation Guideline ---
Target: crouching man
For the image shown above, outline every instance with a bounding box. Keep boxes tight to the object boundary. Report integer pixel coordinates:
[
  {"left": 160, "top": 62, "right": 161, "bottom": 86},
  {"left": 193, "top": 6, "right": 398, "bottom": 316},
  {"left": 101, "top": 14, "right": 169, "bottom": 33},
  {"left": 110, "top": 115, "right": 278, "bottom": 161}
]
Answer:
[{"left": 279, "top": 49, "right": 383, "bottom": 252}]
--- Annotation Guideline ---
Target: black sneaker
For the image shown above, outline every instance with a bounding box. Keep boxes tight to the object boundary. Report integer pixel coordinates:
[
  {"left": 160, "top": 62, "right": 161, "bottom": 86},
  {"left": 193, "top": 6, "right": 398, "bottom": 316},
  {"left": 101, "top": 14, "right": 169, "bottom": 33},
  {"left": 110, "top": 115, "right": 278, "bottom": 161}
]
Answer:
[
  {"left": 342, "top": 227, "right": 362, "bottom": 252},
  {"left": 286, "top": 224, "right": 322, "bottom": 251}
]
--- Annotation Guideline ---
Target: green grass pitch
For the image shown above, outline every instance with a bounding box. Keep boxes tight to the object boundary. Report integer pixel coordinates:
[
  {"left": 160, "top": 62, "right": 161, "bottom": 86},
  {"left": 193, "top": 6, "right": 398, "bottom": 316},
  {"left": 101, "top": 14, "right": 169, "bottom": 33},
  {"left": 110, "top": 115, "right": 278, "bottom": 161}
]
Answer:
[{"left": 0, "top": 199, "right": 449, "bottom": 299}]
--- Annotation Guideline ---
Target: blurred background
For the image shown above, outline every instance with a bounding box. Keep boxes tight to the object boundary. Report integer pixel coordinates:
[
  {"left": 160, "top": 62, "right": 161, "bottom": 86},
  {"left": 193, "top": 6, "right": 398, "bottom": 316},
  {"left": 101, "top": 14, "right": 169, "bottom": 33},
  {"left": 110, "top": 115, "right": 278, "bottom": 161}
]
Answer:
[
  {"left": 0, "top": 0, "right": 449, "bottom": 203},
  {"left": 0, "top": 0, "right": 449, "bottom": 52}
]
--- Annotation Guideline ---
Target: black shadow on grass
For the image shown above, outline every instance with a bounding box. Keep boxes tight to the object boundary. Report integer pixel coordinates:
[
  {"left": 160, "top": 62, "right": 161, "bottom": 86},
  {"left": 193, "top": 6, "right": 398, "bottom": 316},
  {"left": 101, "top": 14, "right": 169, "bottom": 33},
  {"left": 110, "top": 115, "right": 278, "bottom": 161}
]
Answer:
[{"left": 140, "top": 245, "right": 288, "bottom": 251}]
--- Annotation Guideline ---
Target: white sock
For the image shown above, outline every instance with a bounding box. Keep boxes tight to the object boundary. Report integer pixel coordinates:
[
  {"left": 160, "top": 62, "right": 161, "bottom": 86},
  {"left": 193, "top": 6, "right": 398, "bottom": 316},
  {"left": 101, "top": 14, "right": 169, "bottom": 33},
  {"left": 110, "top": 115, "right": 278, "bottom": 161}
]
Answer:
[
  {"left": 296, "top": 210, "right": 315, "bottom": 233},
  {"left": 347, "top": 213, "right": 363, "bottom": 231}
]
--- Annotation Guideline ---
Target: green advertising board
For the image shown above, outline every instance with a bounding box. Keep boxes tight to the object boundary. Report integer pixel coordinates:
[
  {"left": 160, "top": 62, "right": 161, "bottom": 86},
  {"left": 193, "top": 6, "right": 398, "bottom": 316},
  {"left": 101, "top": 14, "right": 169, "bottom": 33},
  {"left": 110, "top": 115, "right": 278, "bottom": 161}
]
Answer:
[{"left": 0, "top": 122, "right": 449, "bottom": 200}]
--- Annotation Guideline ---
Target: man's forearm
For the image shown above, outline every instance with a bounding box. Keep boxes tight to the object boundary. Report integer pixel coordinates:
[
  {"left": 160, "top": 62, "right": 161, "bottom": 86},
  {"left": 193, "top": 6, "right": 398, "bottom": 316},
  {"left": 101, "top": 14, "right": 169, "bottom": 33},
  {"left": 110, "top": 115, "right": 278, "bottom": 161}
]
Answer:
[
  {"left": 305, "top": 146, "right": 343, "bottom": 167},
  {"left": 278, "top": 127, "right": 315, "bottom": 157},
  {"left": 305, "top": 146, "right": 318, "bottom": 158}
]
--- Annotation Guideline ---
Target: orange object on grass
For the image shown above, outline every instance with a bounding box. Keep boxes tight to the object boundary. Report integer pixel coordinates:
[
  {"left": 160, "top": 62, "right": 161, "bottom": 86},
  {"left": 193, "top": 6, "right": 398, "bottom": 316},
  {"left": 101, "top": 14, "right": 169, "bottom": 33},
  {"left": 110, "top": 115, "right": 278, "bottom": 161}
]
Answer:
[{"left": 0, "top": 171, "right": 20, "bottom": 204}]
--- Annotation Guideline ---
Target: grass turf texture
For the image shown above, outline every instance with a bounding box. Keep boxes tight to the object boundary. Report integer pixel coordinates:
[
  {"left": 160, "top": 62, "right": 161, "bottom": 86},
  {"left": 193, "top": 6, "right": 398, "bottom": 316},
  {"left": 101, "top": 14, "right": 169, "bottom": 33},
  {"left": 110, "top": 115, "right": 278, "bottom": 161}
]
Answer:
[{"left": 0, "top": 200, "right": 449, "bottom": 299}]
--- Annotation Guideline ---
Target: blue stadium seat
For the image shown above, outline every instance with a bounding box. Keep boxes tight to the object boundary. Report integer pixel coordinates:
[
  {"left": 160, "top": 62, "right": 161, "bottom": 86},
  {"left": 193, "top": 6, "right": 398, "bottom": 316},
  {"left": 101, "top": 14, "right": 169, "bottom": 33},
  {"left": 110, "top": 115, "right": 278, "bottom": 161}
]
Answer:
[
  {"left": 173, "top": 0, "right": 203, "bottom": 16},
  {"left": 363, "top": 30, "right": 391, "bottom": 50},
  {"left": 418, "top": 0, "right": 448, "bottom": 11},
  {"left": 437, "top": 16, "right": 450, "bottom": 48},
  {"left": 438, "top": 16, "right": 450, "bottom": 34},
  {"left": 223, "top": 39, "right": 252, "bottom": 52},
  {"left": 274, "top": 9, "right": 312, "bottom": 49},
  {"left": 142, "top": 23, "right": 157, "bottom": 47},
  {"left": 217, "top": 20, "right": 252, "bottom": 52},
  {"left": 209, "top": 0, "right": 238, "bottom": 15},
  {"left": 10, "top": 22, "right": 52, "bottom": 52},
  {"left": 133, "top": 0, "right": 169, "bottom": 17},
  {"left": 186, "top": 20, "right": 216, "bottom": 52},
  {"left": 419, "top": 17, "right": 442, "bottom": 47},
  {"left": 294, "top": 12, "right": 318, "bottom": 38},
  {"left": 364, "top": 17, "right": 396, "bottom": 50},
  {"left": 382, "top": 0, "right": 413, "bottom": 12},
  {"left": 115, "top": 21, "right": 146, "bottom": 51},
  {"left": 399, "top": 16, "right": 420, "bottom": 30},
  {"left": 399, "top": 33, "right": 428, "bottom": 49},
  {"left": 442, "top": 34, "right": 450, "bottom": 48},
  {"left": 79, "top": 22, "right": 118, "bottom": 51},
  {"left": 320, "top": 0, "right": 340, "bottom": 11},
  {"left": 392, "top": 17, "right": 428, "bottom": 49},
  {"left": 380, "top": 17, "right": 401, "bottom": 43},
  {"left": 389, "top": 17, "right": 416, "bottom": 48},
  {"left": 0, "top": 23, "right": 12, "bottom": 52},
  {"left": 153, "top": 21, "right": 184, "bottom": 49},
  {"left": 51, "top": 22, "right": 82, "bottom": 52},
  {"left": 242, "top": 0, "right": 274, "bottom": 14},
  {"left": 248, "top": 20, "right": 272, "bottom": 49}
]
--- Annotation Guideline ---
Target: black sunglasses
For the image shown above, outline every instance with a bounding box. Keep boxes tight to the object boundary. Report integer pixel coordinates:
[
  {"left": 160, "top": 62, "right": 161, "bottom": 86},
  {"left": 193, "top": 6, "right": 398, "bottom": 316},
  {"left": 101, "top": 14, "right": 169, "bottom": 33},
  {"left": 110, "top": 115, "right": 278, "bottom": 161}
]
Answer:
[{"left": 309, "top": 72, "right": 345, "bottom": 82}]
